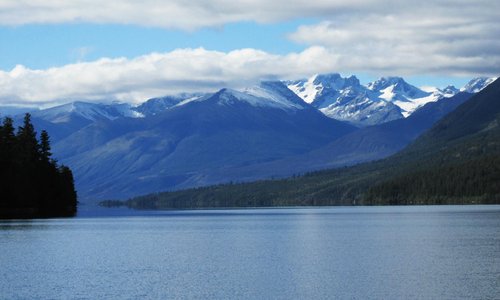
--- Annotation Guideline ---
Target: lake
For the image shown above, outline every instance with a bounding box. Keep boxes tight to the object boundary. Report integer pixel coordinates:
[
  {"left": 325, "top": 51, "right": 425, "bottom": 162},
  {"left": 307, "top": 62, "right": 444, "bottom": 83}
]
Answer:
[{"left": 1, "top": 206, "right": 499, "bottom": 299}]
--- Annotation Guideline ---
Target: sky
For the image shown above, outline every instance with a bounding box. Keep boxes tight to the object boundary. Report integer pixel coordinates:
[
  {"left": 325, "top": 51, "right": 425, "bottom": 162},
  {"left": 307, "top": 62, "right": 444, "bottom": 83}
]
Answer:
[{"left": 0, "top": 0, "right": 499, "bottom": 107}]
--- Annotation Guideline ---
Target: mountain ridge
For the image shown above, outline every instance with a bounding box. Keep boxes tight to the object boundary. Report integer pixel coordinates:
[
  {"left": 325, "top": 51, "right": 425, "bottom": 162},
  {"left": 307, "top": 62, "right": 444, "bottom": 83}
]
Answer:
[
  {"left": 118, "top": 78, "right": 500, "bottom": 209},
  {"left": 6, "top": 74, "right": 496, "bottom": 203},
  {"left": 52, "top": 82, "right": 356, "bottom": 201},
  {"left": 287, "top": 74, "right": 494, "bottom": 126}
]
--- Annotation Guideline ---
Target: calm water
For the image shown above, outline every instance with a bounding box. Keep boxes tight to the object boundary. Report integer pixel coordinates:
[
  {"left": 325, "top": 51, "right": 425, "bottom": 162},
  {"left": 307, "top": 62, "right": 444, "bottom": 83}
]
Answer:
[{"left": 1, "top": 206, "right": 499, "bottom": 299}]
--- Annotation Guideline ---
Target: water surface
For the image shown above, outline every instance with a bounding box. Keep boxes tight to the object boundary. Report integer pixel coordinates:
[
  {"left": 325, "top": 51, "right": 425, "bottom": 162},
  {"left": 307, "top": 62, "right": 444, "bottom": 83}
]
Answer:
[{"left": 1, "top": 206, "right": 499, "bottom": 299}]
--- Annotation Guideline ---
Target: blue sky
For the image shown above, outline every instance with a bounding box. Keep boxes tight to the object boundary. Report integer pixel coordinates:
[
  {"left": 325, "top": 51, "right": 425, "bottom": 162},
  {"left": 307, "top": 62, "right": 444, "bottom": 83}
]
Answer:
[
  {"left": 0, "top": 0, "right": 498, "bottom": 106},
  {"left": 0, "top": 21, "right": 309, "bottom": 70}
]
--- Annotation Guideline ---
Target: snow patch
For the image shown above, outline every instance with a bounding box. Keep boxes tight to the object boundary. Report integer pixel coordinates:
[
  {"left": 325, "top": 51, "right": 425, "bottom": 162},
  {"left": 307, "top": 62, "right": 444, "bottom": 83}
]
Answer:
[
  {"left": 287, "top": 74, "right": 322, "bottom": 104},
  {"left": 461, "top": 77, "right": 497, "bottom": 93},
  {"left": 379, "top": 86, "right": 396, "bottom": 101},
  {"left": 213, "top": 86, "right": 304, "bottom": 110}
]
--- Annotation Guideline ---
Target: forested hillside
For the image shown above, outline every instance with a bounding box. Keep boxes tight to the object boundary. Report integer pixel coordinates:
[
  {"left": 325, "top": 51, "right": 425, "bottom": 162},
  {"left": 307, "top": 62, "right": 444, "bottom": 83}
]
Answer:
[
  {"left": 110, "top": 78, "right": 500, "bottom": 209},
  {"left": 0, "top": 114, "right": 77, "bottom": 218}
]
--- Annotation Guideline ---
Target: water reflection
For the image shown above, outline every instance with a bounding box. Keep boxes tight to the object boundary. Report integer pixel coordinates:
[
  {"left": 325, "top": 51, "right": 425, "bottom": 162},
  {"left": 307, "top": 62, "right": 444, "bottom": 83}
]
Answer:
[{"left": 0, "top": 220, "right": 38, "bottom": 231}]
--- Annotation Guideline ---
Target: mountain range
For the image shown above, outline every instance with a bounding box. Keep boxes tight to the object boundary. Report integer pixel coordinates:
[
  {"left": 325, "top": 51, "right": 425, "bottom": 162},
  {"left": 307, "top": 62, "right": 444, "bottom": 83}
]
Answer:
[
  {"left": 2, "top": 74, "right": 496, "bottom": 203},
  {"left": 50, "top": 82, "right": 355, "bottom": 201},
  {"left": 286, "top": 74, "right": 476, "bottom": 126},
  {"left": 121, "top": 76, "right": 500, "bottom": 209}
]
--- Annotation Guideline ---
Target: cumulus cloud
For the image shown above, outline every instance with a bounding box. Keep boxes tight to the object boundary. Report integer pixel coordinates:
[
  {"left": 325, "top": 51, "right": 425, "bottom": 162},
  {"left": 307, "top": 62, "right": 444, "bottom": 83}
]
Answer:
[
  {"left": 0, "top": 47, "right": 340, "bottom": 106},
  {"left": 0, "top": 0, "right": 381, "bottom": 30},
  {"left": 1, "top": 1, "right": 497, "bottom": 34},
  {"left": 0, "top": 0, "right": 498, "bottom": 106},
  {"left": 288, "top": 1, "right": 500, "bottom": 76}
]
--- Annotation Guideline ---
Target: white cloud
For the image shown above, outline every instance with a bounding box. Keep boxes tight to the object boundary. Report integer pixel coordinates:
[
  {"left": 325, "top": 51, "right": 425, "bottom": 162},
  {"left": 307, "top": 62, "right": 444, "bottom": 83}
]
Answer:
[
  {"left": 0, "top": 0, "right": 380, "bottom": 30},
  {"left": 1, "top": 1, "right": 497, "bottom": 33},
  {"left": 288, "top": 1, "right": 500, "bottom": 76},
  {"left": 0, "top": 0, "right": 498, "bottom": 105},
  {"left": 0, "top": 47, "right": 340, "bottom": 106}
]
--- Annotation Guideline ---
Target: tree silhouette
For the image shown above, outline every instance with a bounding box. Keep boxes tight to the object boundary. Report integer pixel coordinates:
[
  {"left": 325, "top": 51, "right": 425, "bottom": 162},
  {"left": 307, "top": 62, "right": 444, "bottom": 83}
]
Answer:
[
  {"left": 40, "top": 130, "right": 52, "bottom": 164},
  {"left": 0, "top": 113, "right": 77, "bottom": 218},
  {"left": 16, "top": 113, "right": 39, "bottom": 164}
]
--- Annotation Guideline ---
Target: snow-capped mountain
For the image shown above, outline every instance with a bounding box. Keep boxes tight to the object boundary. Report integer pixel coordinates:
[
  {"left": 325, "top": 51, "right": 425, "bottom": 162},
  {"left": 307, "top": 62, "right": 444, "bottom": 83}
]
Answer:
[
  {"left": 287, "top": 73, "right": 496, "bottom": 125},
  {"left": 33, "top": 101, "right": 143, "bottom": 124},
  {"left": 19, "top": 101, "right": 144, "bottom": 142},
  {"left": 366, "top": 76, "right": 438, "bottom": 117},
  {"left": 52, "top": 81, "right": 355, "bottom": 201},
  {"left": 134, "top": 81, "right": 308, "bottom": 116},
  {"left": 440, "top": 85, "right": 460, "bottom": 96},
  {"left": 460, "top": 77, "right": 498, "bottom": 93},
  {"left": 15, "top": 74, "right": 496, "bottom": 203},
  {"left": 368, "top": 76, "right": 428, "bottom": 99},
  {"left": 134, "top": 93, "right": 203, "bottom": 116},
  {"left": 288, "top": 73, "right": 362, "bottom": 104},
  {"left": 214, "top": 82, "right": 308, "bottom": 110},
  {"left": 287, "top": 74, "right": 404, "bottom": 127}
]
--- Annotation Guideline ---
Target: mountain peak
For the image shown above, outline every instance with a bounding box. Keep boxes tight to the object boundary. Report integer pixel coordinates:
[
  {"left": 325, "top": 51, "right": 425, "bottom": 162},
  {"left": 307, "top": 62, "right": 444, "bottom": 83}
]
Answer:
[
  {"left": 460, "top": 77, "right": 497, "bottom": 93},
  {"left": 33, "top": 101, "right": 143, "bottom": 124},
  {"left": 441, "top": 85, "right": 459, "bottom": 96},
  {"left": 368, "top": 76, "right": 411, "bottom": 92},
  {"left": 206, "top": 83, "right": 307, "bottom": 111},
  {"left": 366, "top": 76, "right": 433, "bottom": 117},
  {"left": 313, "top": 73, "right": 361, "bottom": 90},
  {"left": 287, "top": 73, "right": 474, "bottom": 124},
  {"left": 286, "top": 73, "right": 403, "bottom": 127},
  {"left": 286, "top": 73, "right": 362, "bottom": 105},
  {"left": 313, "top": 73, "right": 341, "bottom": 83}
]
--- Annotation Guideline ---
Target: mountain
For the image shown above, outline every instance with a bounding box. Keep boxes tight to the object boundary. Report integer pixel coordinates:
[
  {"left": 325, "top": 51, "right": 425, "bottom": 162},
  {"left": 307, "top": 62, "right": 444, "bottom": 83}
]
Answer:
[
  {"left": 120, "top": 78, "right": 500, "bottom": 209},
  {"left": 286, "top": 74, "right": 497, "bottom": 127},
  {"left": 440, "top": 85, "right": 460, "bottom": 96},
  {"left": 365, "top": 77, "right": 500, "bottom": 203},
  {"left": 367, "top": 76, "right": 444, "bottom": 117},
  {"left": 53, "top": 82, "right": 356, "bottom": 201},
  {"left": 133, "top": 93, "right": 204, "bottom": 116},
  {"left": 17, "top": 101, "right": 143, "bottom": 142},
  {"left": 32, "top": 101, "right": 143, "bottom": 124},
  {"left": 287, "top": 73, "right": 404, "bottom": 127},
  {"left": 460, "top": 77, "right": 498, "bottom": 93},
  {"left": 7, "top": 73, "right": 494, "bottom": 205},
  {"left": 189, "top": 91, "right": 472, "bottom": 183},
  {"left": 406, "top": 78, "right": 500, "bottom": 151},
  {"left": 290, "top": 90, "right": 473, "bottom": 169},
  {"left": 367, "top": 76, "right": 428, "bottom": 98}
]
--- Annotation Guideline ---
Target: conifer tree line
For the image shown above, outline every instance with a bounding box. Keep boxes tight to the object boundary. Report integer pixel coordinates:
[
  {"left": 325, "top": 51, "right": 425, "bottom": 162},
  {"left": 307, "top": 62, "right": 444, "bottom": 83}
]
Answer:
[{"left": 0, "top": 113, "right": 77, "bottom": 218}]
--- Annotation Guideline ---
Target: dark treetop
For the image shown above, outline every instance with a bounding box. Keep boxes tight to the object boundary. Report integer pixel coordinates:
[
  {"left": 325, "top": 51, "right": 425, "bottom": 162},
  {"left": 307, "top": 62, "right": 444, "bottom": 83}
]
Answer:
[{"left": 0, "top": 113, "right": 77, "bottom": 218}]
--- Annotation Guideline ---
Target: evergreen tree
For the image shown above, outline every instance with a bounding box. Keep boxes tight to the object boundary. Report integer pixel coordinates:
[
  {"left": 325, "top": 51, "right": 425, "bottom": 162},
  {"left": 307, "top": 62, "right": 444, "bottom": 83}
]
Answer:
[
  {"left": 39, "top": 130, "right": 52, "bottom": 164},
  {"left": 0, "top": 114, "right": 77, "bottom": 218},
  {"left": 0, "top": 117, "right": 16, "bottom": 162},
  {"left": 16, "top": 113, "right": 39, "bottom": 164},
  {"left": 0, "top": 117, "right": 18, "bottom": 209},
  {"left": 58, "top": 165, "right": 78, "bottom": 213}
]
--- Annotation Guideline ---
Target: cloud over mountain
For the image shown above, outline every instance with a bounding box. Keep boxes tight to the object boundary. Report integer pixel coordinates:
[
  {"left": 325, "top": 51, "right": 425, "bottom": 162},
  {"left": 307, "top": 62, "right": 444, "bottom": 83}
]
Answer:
[
  {"left": 0, "top": 47, "right": 345, "bottom": 106},
  {"left": 0, "top": 0, "right": 498, "bottom": 106}
]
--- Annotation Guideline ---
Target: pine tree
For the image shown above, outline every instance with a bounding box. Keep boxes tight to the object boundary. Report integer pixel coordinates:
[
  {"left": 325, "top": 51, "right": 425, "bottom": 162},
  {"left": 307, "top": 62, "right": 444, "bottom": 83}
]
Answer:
[
  {"left": 58, "top": 165, "right": 78, "bottom": 214},
  {"left": 0, "top": 114, "right": 78, "bottom": 218},
  {"left": 39, "top": 130, "right": 52, "bottom": 163},
  {"left": 0, "top": 117, "right": 16, "bottom": 162},
  {"left": 16, "top": 113, "right": 40, "bottom": 164},
  {"left": 0, "top": 117, "right": 18, "bottom": 209}
]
